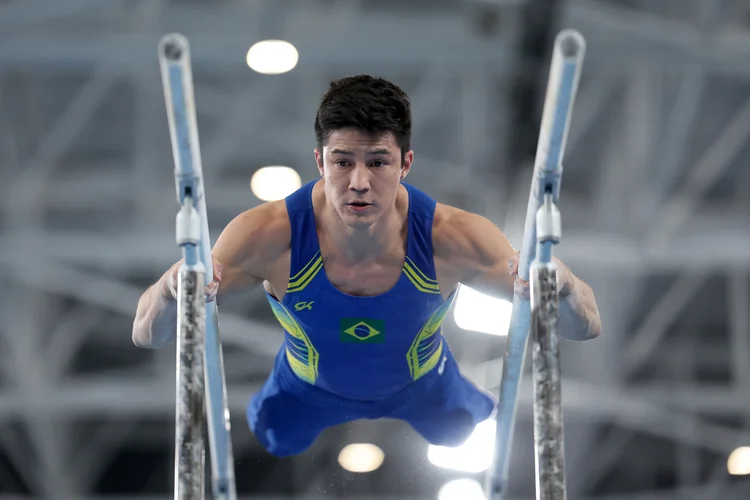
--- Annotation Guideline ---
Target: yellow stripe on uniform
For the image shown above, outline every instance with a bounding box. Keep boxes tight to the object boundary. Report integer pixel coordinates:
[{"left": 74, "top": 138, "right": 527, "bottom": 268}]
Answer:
[
  {"left": 290, "top": 251, "right": 321, "bottom": 280},
  {"left": 406, "top": 294, "right": 456, "bottom": 380},
  {"left": 405, "top": 256, "right": 438, "bottom": 284},
  {"left": 402, "top": 261, "right": 440, "bottom": 294},
  {"left": 268, "top": 299, "right": 319, "bottom": 384},
  {"left": 287, "top": 254, "right": 324, "bottom": 293}
]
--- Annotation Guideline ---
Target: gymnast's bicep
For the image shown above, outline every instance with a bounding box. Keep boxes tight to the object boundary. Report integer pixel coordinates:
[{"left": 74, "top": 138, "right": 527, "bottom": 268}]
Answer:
[
  {"left": 434, "top": 206, "right": 516, "bottom": 301},
  {"left": 211, "top": 200, "right": 291, "bottom": 296}
]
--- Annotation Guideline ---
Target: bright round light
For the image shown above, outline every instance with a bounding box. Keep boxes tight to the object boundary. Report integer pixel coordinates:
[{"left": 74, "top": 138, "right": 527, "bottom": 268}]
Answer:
[
  {"left": 338, "top": 443, "right": 385, "bottom": 473},
  {"left": 454, "top": 285, "right": 513, "bottom": 336},
  {"left": 728, "top": 447, "right": 750, "bottom": 475},
  {"left": 246, "top": 40, "right": 299, "bottom": 75},
  {"left": 428, "top": 418, "right": 495, "bottom": 473},
  {"left": 437, "top": 478, "right": 486, "bottom": 500},
  {"left": 250, "top": 166, "right": 301, "bottom": 201}
]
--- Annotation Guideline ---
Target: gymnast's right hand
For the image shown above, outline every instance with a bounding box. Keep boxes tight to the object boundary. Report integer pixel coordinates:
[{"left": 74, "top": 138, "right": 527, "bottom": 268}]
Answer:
[{"left": 160, "top": 256, "right": 223, "bottom": 303}]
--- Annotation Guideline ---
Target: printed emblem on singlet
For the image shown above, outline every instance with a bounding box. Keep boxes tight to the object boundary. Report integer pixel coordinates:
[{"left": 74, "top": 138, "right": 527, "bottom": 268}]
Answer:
[{"left": 339, "top": 319, "right": 385, "bottom": 343}]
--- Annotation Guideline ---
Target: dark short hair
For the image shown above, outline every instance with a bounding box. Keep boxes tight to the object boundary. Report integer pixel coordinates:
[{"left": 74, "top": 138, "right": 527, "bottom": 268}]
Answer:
[{"left": 314, "top": 75, "right": 412, "bottom": 162}]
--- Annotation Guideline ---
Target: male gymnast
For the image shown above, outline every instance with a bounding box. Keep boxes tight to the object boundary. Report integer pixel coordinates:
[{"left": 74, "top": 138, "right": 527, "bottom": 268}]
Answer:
[{"left": 132, "top": 75, "right": 602, "bottom": 458}]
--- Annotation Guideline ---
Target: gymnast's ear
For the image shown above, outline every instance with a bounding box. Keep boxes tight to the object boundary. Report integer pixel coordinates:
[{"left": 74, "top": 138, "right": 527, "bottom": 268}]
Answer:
[
  {"left": 400, "top": 150, "right": 413, "bottom": 180},
  {"left": 314, "top": 148, "right": 324, "bottom": 177}
]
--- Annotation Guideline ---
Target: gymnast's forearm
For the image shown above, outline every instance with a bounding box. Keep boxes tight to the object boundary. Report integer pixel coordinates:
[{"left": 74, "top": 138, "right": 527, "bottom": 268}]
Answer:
[
  {"left": 556, "top": 278, "right": 601, "bottom": 341},
  {"left": 132, "top": 279, "right": 178, "bottom": 349}
]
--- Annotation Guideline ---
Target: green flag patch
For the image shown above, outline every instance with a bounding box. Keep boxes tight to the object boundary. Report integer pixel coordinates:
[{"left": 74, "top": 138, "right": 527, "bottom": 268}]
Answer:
[{"left": 339, "top": 318, "right": 385, "bottom": 343}]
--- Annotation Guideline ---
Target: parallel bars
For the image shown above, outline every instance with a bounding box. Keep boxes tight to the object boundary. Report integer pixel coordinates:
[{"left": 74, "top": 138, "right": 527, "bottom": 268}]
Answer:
[{"left": 155, "top": 27, "right": 585, "bottom": 500}]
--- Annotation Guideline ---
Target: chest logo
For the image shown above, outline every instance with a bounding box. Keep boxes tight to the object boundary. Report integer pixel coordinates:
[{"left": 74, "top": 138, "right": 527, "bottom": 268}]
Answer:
[
  {"left": 340, "top": 318, "right": 385, "bottom": 344},
  {"left": 294, "top": 301, "right": 314, "bottom": 311}
]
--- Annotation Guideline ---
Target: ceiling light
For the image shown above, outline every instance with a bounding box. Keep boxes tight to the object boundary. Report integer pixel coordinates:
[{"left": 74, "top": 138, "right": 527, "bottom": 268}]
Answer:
[
  {"left": 454, "top": 285, "right": 513, "bottom": 336},
  {"left": 437, "top": 478, "right": 486, "bottom": 500},
  {"left": 338, "top": 443, "right": 385, "bottom": 473},
  {"left": 250, "top": 166, "right": 301, "bottom": 201},
  {"left": 728, "top": 446, "right": 750, "bottom": 475},
  {"left": 428, "top": 418, "right": 495, "bottom": 473},
  {"left": 246, "top": 40, "right": 299, "bottom": 75}
]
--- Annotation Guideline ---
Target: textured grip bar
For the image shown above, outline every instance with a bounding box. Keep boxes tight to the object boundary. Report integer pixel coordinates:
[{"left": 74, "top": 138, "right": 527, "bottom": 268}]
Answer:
[
  {"left": 530, "top": 264, "right": 566, "bottom": 500},
  {"left": 175, "top": 269, "right": 206, "bottom": 500}
]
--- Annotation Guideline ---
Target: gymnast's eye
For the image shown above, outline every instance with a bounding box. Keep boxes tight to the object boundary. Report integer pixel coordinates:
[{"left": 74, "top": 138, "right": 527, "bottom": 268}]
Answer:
[
  {"left": 371, "top": 160, "right": 387, "bottom": 168},
  {"left": 334, "top": 159, "right": 350, "bottom": 167}
]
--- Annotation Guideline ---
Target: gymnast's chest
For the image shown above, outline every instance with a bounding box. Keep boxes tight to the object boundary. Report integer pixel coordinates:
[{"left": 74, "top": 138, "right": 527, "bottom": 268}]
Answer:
[
  {"left": 280, "top": 261, "right": 438, "bottom": 342},
  {"left": 321, "top": 258, "right": 404, "bottom": 297}
]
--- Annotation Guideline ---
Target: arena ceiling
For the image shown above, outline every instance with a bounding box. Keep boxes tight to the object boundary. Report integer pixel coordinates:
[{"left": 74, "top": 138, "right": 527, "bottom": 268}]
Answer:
[{"left": 0, "top": 0, "right": 749, "bottom": 499}]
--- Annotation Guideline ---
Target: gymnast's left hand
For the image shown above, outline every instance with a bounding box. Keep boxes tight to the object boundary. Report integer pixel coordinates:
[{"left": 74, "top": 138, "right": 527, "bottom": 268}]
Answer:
[{"left": 508, "top": 252, "right": 573, "bottom": 300}]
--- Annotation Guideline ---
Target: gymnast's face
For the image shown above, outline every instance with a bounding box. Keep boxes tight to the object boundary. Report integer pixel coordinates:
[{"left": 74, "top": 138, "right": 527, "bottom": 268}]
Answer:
[{"left": 315, "top": 128, "right": 412, "bottom": 229}]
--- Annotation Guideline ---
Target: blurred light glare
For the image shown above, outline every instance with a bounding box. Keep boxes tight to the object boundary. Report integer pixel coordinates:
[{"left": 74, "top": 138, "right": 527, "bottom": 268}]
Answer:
[
  {"left": 428, "top": 418, "right": 495, "bottom": 473},
  {"left": 437, "top": 478, "right": 486, "bottom": 500},
  {"left": 338, "top": 443, "right": 385, "bottom": 473},
  {"left": 454, "top": 285, "right": 513, "bottom": 336},
  {"left": 246, "top": 40, "right": 299, "bottom": 74},
  {"left": 250, "top": 166, "right": 301, "bottom": 201},
  {"left": 728, "top": 447, "right": 750, "bottom": 475}
]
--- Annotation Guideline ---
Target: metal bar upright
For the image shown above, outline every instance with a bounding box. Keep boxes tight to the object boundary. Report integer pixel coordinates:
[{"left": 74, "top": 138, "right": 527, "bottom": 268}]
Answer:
[
  {"left": 158, "top": 33, "right": 237, "bottom": 500},
  {"left": 486, "top": 29, "right": 585, "bottom": 500}
]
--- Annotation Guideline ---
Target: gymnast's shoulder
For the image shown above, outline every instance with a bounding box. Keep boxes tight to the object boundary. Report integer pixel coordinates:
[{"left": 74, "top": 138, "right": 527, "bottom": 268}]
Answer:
[
  {"left": 432, "top": 203, "right": 516, "bottom": 295},
  {"left": 213, "top": 200, "right": 291, "bottom": 270},
  {"left": 432, "top": 203, "right": 514, "bottom": 258}
]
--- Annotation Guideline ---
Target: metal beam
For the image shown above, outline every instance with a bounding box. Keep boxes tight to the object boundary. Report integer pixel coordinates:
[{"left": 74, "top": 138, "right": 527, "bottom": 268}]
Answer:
[
  {"left": 43, "top": 307, "right": 104, "bottom": 378},
  {"left": 0, "top": 0, "right": 119, "bottom": 32},
  {"left": 0, "top": 378, "right": 262, "bottom": 417},
  {"left": 630, "top": 383, "right": 750, "bottom": 415},
  {"left": 593, "top": 82, "right": 628, "bottom": 228},
  {"left": 648, "top": 96, "right": 750, "bottom": 245},
  {"left": 467, "top": 357, "right": 750, "bottom": 453},
  {"left": 0, "top": 10, "right": 515, "bottom": 69},
  {"left": 40, "top": 172, "right": 262, "bottom": 214},
  {"left": 627, "top": 0, "right": 721, "bottom": 234},
  {"left": 729, "top": 273, "right": 750, "bottom": 421},
  {"left": 1, "top": 374, "right": 747, "bottom": 456},
  {"left": 0, "top": 427, "right": 41, "bottom": 497},
  {"left": 619, "top": 273, "right": 709, "bottom": 378},
  {"left": 0, "top": 256, "right": 282, "bottom": 358},
  {"left": 2, "top": 69, "right": 116, "bottom": 229},
  {"left": 4, "top": 0, "right": 750, "bottom": 78},
  {"left": 563, "top": 0, "right": 750, "bottom": 78},
  {"left": 132, "top": 69, "right": 167, "bottom": 230},
  {"left": 569, "top": 428, "right": 633, "bottom": 496},
  {"left": 0, "top": 291, "right": 78, "bottom": 497},
  {"left": 652, "top": 63, "right": 705, "bottom": 195},
  {"left": 72, "top": 421, "right": 139, "bottom": 492},
  {"left": 0, "top": 92, "right": 21, "bottom": 184},
  {"left": 565, "top": 69, "right": 620, "bottom": 162}
]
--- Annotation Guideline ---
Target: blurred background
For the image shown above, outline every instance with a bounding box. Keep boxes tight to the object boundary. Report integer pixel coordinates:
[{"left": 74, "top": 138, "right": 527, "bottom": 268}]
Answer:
[{"left": 1, "top": 0, "right": 750, "bottom": 498}]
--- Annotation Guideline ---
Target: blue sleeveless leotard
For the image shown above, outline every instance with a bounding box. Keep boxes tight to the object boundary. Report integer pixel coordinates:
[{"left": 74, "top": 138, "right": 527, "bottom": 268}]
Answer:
[{"left": 246, "top": 180, "right": 495, "bottom": 457}]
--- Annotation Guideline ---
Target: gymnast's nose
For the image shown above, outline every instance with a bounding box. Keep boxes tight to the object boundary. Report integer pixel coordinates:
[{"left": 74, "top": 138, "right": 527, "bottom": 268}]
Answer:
[{"left": 348, "top": 164, "right": 371, "bottom": 193}]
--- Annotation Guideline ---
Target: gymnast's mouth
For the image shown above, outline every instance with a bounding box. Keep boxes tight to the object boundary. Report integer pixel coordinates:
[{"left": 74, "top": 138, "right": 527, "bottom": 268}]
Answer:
[{"left": 347, "top": 202, "right": 372, "bottom": 212}]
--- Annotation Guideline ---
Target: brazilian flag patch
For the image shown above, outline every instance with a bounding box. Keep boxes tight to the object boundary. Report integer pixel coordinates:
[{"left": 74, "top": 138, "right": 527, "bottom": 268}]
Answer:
[{"left": 339, "top": 318, "right": 385, "bottom": 344}]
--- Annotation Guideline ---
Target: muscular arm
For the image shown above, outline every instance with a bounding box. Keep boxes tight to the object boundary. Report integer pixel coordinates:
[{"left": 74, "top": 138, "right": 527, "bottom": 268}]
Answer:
[
  {"left": 132, "top": 200, "right": 289, "bottom": 348},
  {"left": 433, "top": 204, "right": 601, "bottom": 341}
]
